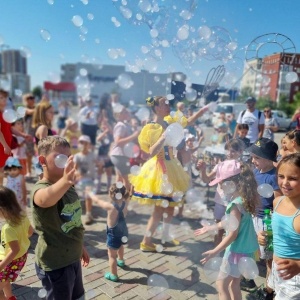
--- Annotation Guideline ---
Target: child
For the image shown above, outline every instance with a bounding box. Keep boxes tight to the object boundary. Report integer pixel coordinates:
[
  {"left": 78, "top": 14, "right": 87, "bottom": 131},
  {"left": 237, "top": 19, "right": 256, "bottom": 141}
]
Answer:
[
  {"left": 74, "top": 135, "right": 98, "bottom": 225},
  {"left": 61, "top": 118, "right": 81, "bottom": 155},
  {"left": 30, "top": 136, "right": 89, "bottom": 300},
  {"left": 0, "top": 186, "right": 33, "bottom": 300},
  {"left": 96, "top": 121, "right": 114, "bottom": 194},
  {"left": 236, "top": 123, "right": 250, "bottom": 148},
  {"left": 246, "top": 137, "right": 282, "bottom": 297},
  {"left": 88, "top": 183, "right": 129, "bottom": 282},
  {"left": 284, "top": 129, "right": 300, "bottom": 154},
  {"left": 259, "top": 153, "right": 300, "bottom": 299},
  {"left": 11, "top": 119, "right": 27, "bottom": 175},
  {"left": 197, "top": 138, "right": 246, "bottom": 246},
  {"left": 4, "top": 158, "right": 27, "bottom": 209},
  {"left": 195, "top": 160, "right": 260, "bottom": 300}
]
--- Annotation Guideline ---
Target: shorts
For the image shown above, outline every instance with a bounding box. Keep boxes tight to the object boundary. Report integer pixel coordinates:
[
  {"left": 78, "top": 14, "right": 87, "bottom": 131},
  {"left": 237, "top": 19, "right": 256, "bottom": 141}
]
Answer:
[
  {"left": 214, "top": 202, "right": 226, "bottom": 221},
  {"left": 252, "top": 216, "right": 271, "bottom": 259},
  {"left": 35, "top": 260, "right": 84, "bottom": 300},
  {"left": 110, "top": 155, "right": 131, "bottom": 176},
  {"left": 99, "top": 155, "right": 114, "bottom": 168},
  {"left": 0, "top": 252, "right": 27, "bottom": 282},
  {"left": 268, "top": 261, "right": 300, "bottom": 300}
]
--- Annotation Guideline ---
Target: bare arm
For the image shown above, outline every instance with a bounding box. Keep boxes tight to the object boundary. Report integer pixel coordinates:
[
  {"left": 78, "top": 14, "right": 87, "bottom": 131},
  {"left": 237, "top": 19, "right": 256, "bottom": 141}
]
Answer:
[
  {"left": 0, "top": 240, "right": 20, "bottom": 271},
  {"left": 35, "top": 125, "right": 48, "bottom": 141},
  {"left": 88, "top": 193, "right": 113, "bottom": 210},
  {"left": 187, "top": 106, "right": 209, "bottom": 126},
  {"left": 33, "top": 156, "right": 76, "bottom": 208},
  {"left": 258, "top": 124, "right": 264, "bottom": 139},
  {"left": 28, "top": 225, "right": 34, "bottom": 237},
  {"left": 114, "top": 131, "right": 139, "bottom": 147},
  {"left": 149, "top": 133, "right": 166, "bottom": 157}
]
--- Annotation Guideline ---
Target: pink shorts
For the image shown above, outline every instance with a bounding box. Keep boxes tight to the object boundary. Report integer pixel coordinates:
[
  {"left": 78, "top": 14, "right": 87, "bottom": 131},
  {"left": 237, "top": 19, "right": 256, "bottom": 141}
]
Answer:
[{"left": 0, "top": 252, "right": 28, "bottom": 282}]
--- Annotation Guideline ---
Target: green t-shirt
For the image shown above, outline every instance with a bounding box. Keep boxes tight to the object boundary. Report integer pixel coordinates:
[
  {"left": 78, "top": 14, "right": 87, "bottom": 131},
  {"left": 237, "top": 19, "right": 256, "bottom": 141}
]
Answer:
[
  {"left": 225, "top": 196, "right": 259, "bottom": 254},
  {"left": 30, "top": 180, "right": 84, "bottom": 271}
]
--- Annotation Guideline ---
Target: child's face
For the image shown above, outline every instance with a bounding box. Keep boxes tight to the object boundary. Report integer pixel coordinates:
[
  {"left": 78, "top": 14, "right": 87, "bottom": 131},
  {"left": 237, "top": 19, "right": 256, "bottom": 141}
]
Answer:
[
  {"left": 69, "top": 123, "right": 78, "bottom": 131},
  {"left": 41, "top": 146, "right": 71, "bottom": 181},
  {"left": 285, "top": 138, "right": 294, "bottom": 151},
  {"left": 79, "top": 141, "right": 90, "bottom": 151},
  {"left": 277, "top": 162, "right": 300, "bottom": 198},
  {"left": 226, "top": 148, "right": 241, "bottom": 160},
  {"left": 251, "top": 154, "right": 272, "bottom": 171},
  {"left": 281, "top": 137, "right": 288, "bottom": 151},
  {"left": 0, "top": 93, "right": 7, "bottom": 110},
  {"left": 13, "top": 120, "right": 24, "bottom": 132},
  {"left": 7, "top": 167, "right": 20, "bottom": 178},
  {"left": 46, "top": 106, "right": 55, "bottom": 121},
  {"left": 238, "top": 129, "right": 248, "bottom": 138},
  {"left": 186, "top": 138, "right": 194, "bottom": 148}
]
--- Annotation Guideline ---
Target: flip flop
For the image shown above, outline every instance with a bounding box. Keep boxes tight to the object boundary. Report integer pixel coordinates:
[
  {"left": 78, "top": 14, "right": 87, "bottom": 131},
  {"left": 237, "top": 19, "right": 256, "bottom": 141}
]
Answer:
[
  {"left": 104, "top": 272, "right": 119, "bottom": 282},
  {"left": 117, "top": 259, "right": 125, "bottom": 267}
]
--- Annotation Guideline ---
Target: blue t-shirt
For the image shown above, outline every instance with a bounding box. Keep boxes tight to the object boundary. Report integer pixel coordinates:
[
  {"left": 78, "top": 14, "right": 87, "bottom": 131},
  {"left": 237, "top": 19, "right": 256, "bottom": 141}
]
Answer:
[{"left": 253, "top": 167, "right": 279, "bottom": 218}]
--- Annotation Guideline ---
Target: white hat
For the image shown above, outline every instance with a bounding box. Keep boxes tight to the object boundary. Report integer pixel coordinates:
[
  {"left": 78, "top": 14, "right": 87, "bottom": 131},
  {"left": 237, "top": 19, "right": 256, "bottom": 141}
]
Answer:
[
  {"left": 185, "top": 134, "right": 195, "bottom": 141},
  {"left": 78, "top": 135, "right": 91, "bottom": 143}
]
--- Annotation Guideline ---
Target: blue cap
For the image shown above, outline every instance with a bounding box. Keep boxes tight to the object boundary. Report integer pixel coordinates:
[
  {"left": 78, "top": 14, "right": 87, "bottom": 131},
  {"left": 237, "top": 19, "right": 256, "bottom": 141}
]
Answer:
[{"left": 4, "top": 157, "right": 22, "bottom": 168}]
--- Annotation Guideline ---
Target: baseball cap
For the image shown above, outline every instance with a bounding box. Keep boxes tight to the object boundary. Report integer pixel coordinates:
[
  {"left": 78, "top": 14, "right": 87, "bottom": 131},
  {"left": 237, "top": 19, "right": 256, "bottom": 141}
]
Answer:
[
  {"left": 78, "top": 135, "right": 91, "bottom": 143},
  {"left": 209, "top": 160, "right": 241, "bottom": 186},
  {"left": 245, "top": 96, "right": 257, "bottom": 103},
  {"left": 4, "top": 157, "right": 22, "bottom": 169},
  {"left": 246, "top": 137, "right": 278, "bottom": 162}
]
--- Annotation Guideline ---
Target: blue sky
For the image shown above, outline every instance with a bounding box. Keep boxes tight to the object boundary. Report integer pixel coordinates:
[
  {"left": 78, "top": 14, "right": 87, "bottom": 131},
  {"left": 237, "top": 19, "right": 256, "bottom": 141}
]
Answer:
[{"left": 0, "top": 0, "right": 299, "bottom": 90}]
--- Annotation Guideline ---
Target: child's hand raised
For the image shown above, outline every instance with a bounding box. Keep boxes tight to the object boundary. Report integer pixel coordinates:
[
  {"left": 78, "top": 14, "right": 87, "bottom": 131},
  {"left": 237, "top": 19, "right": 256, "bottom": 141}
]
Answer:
[
  {"left": 194, "top": 226, "right": 208, "bottom": 236},
  {"left": 63, "top": 156, "right": 76, "bottom": 185}
]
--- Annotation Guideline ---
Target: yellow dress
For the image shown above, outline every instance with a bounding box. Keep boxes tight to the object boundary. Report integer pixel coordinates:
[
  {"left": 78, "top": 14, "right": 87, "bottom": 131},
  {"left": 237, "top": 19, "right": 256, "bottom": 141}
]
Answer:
[{"left": 129, "top": 113, "right": 190, "bottom": 207}]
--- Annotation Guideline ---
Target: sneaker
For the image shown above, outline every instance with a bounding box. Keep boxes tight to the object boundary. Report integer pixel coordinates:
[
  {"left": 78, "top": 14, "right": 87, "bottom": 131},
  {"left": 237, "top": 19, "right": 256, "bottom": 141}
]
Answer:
[
  {"left": 240, "top": 277, "right": 257, "bottom": 293},
  {"left": 85, "top": 214, "right": 94, "bottom": 225},
  {"left": 245, "top": 287, "right": 274, "bottom": 300}
]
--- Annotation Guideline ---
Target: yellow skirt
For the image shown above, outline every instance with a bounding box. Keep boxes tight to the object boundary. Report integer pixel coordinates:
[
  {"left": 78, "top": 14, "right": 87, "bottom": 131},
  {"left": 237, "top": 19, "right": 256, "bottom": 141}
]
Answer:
[{"left": 129, "top": 155, "right": 190, "bottom": 207}]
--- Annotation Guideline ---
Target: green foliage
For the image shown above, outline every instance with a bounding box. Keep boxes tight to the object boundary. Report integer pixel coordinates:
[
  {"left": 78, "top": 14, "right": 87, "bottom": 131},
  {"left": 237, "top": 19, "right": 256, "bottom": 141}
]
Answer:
[{"left": 32, "top": 86, "right": 42, "bottom": 99}]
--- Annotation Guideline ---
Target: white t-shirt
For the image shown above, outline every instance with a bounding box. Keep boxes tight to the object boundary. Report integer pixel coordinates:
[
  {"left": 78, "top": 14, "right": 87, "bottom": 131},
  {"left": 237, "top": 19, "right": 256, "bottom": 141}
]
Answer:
[
  {"left": 78, "top": 106, "right": 99, "bottom": 125},
  {"left": 110, "top": 122, "right": 132, "bottom": 156},
  {"left": 237, "top": 109, "right": 265, "bottom": 143},
  {"left": 74, "top": 151, "right": 96, "bottom": 179}
]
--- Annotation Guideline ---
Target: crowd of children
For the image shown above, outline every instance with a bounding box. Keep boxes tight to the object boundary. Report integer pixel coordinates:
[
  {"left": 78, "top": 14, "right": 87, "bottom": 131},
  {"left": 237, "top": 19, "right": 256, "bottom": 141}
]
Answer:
[{"left": 0, "top": 92, "right": 300, "bottom": 300}]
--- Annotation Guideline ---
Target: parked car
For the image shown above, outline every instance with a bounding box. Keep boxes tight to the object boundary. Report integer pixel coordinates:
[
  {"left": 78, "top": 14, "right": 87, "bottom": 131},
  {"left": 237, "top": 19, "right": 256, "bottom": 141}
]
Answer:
[{"left": 271, "top": 110, "right": 291, "bottom": 131}]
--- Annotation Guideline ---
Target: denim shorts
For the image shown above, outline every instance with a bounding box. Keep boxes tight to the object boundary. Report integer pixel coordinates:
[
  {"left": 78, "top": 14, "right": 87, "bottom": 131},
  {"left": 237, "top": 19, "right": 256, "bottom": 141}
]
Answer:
[{"left": 35, "top": 261, "right": 84, "bottom": 300}]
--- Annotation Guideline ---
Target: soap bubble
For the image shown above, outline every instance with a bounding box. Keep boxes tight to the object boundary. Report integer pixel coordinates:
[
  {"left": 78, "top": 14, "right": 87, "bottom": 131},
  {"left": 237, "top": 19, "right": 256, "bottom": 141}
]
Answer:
[
  {"left": 285, "top": 72, "right": 298, "bottom": 83},
  {"left": 40, "top": 29, "right": 51, "bottom": 41},
  {"left": 72, "top": 15, "right": 83, "bottom": 27},
  {"left": 200, "top": 219, "right": 218, "bottom": 236},
  {"left": 160, "top": 182, "right": 173, "bottom": 195},
  {"left": 221, "top": 214, "right": 239, "bottom": 232},
  {"left": 203, "top": 257, "right": 225, "bottom": 281},
  {"left": 117, "top": 73, "right": 133, "bottom": 89},
  {"left": 164, "top": 122, "right": 184, "bottom": 148},
  {"left": 207, "top": 101, "right": 218, "bottom": 112},
  {"left": 135, "top": 106, "right": 150, "bottom": 122},
  {"left": 155, "top": 244, "right": 164, "bottom": 252},
  {"left": 185, "top": 188, "right": 200, "bottom": 203},
  {"left": 163, "top": 212, "right": 168, "bottom": 218},
  {"left": 107, "top": 48, "right": 119, "bottom": 59},
  {"left": 185, "top": 88, "right": 197, "bottom": 101},
  {"left": 147, "top": 274, "right": 169, "bottom": 298},
  {"left": 173, "top": 191, "right": 184, "bottom": 202},
  {"left": 123, "top": 142, "right": 140, "bottom": 158},
  {"left": 198, "top": 25, "right": 211, "bottom": 39},
  {"left": 161, "top": 200, "right": 169, "bottom": 208},
  {"left": 3, "top": 109, "right": 17, "bottom": 123},
  {"left": 130, "top": 165, "right": 141, "bottom": 176},
  {"left": 115, "top": 193, "right": 122, "bottom": 200},
  {"left": 177, "top": 25, "right": 189, "bottom": 40},
  {"left": 238, "top": 257, "right": 259, "bottom": 279},
  {"left": 54, "top": 154, "right": 68, "bottom": 168},
  {"left": 16, "top": 106, "right": 26, "bottom": 118},
  {"left": 221, "top": 181, "right": 236, "bottom": 195},
  {"left": 257, "top": 183, "right": 274, "bottom": 198},
  {"left": 38, "top": 288, "right": 47, "bottom": 298},
  {"left": 116, "top": 181, "right": 123, "bottom": 188},
  {"left": 121, "top": 236, "right": 128, "bottom": 243},
  {"left": 112, "top": 103, "right": 124, "bottom": 114}
]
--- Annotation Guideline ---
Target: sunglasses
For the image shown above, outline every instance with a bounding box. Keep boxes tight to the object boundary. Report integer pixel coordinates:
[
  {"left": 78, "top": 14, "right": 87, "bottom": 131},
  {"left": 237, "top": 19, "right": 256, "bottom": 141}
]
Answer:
[
  {"left": 264, "top": 110, "right": 271, "bottom": 113},
  {"left": 27, "top": 97, "right": 35, "bottom": 100}
]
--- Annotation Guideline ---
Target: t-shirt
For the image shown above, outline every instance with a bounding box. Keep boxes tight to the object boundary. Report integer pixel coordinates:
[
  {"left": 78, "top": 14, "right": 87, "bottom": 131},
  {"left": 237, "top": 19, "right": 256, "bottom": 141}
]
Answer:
[
  {"left": 225, "top": 196, "right": 259, "bottom": 254},
  {"left": 78, "top": 106, "right": 98, "bottom": 125},
  {"left": 74, "top": 151, "right": 96, "bottom": 179},
  {"left": 0, "top": 215, "right": 31, "bottom": 260},
  {"left": 237, "top": 109, "right": 265, "bottom": 143},
  {"left": 253, "top": 167, "right": 279, "bottom": 218},
  {"left": 263, "top": 118, "right": 279, "bottom": 141},
  {"left": 30, "top": 181, "right": 84, "bottom": 271},
  {"left": 110, "top": 122, "right": 133, "bottom": 156}
]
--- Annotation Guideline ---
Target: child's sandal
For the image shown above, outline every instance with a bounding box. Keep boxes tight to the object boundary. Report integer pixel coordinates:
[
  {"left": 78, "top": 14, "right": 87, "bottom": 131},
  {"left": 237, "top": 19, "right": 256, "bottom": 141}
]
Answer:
[
  {"left": 104, "top": 272, "right": 119, "bottom": 282},
  {"left": 117, "top": 259, "right": 125, "bottom": 267}
]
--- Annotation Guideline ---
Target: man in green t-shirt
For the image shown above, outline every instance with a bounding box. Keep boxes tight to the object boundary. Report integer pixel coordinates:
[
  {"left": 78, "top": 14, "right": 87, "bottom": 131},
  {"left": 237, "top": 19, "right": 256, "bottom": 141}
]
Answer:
[{"left": 30, "top": 136, "right": 89, "bottom": 300}]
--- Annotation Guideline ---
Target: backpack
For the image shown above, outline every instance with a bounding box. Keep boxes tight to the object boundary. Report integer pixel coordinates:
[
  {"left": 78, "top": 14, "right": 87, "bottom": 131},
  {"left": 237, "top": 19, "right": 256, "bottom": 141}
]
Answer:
[{"left": 241, "top": 110, "right": 262, "bottom": 120}]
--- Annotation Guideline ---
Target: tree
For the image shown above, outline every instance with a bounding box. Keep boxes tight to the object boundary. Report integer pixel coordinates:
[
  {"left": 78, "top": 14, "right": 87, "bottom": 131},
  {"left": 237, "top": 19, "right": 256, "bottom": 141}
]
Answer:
[
  {"left": 32, "top": 86, "right": 42, "bottom": 100},
  {"left": 237, "top": 86, "right": 254, "bottom": 101}
]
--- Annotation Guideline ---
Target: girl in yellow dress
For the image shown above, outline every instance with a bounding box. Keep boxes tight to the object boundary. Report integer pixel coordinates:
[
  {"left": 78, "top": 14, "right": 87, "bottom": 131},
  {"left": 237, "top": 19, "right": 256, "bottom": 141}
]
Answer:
[{"left": 129, "top": 96, "right": 208, "bottom": 251}]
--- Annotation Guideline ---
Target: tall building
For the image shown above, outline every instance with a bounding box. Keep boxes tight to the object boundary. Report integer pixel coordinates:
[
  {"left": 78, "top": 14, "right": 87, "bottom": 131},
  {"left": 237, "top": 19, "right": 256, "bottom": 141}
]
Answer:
[
  {"left": 1, "top": 49, "right": 27, "bottom": 74},
  {"left": 240, "top": 53, "right": 300, "bottom": 103}
]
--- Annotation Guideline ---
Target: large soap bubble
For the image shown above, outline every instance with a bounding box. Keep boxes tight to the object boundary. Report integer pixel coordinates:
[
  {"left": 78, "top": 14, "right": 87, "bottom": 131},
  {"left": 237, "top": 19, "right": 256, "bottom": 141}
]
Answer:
[
  {"left": 238, "top": 257, "right": 259, "bottom": 279},
  {"left": 3, "top": 109, "right": 17, "bottom": 123},
  {"left": 72, "top": 15, "right": 83, "bottom": 27},
  {"left": 147, "top": 274, "right": 169, "bottom": 299},
  {"left": 135, "top": 106, "right": 150, "bottom": 122},
  {"left": 123, "top": 142, "right": 140, "bottom": 158},
  {"left": 286, "top": 72, "right": 298, "bottom": 83},
  {"left": 257, "top": 183, "right": 274, "bottom": 198},
  {"left": 164, "top": 122, "right": 184, "bottom": 147},
  {"left": 38, "top": 288, "right": 47, "bottom": 298},
  {"left": 54, "top": 154, "right": 68, "bottom": 168},
  {"left": 203, "top": 257, "right": 225, "bottom": 281},
  {"left": 117, "top": 73, "right": 134, "bottom": 89},
  {"left": 130, "top": 165, "right": 141, "bottom": 176},
  {"left": 221, "top": 181, "right": 236, "bottom": 195},
  {"left": 185, "top": 188, "right": 200, "bottom": 203},
  {"left": 221, "top": 214, "right": 239, "bottom": 232},
  {"left": 16, "top": 106, "right": 26, "bottom": 118}
]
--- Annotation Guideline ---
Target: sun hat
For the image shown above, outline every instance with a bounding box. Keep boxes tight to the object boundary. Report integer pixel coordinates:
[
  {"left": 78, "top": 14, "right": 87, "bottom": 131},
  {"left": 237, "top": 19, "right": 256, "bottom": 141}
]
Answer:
[
  {"left": 245, "top": 96, "right": 257, "bottom": 103},
  {"left": 209, "top": 160, "right": 241, "bottom": 186},
  {"left": 78, "top": 135, "right": 91, "bottom": 143},
  {"left": 246, "top": 137, "right": 278, "bottom": 162},
  {"left": 4, "top": 157, "right": 22, "bottom": 169}
]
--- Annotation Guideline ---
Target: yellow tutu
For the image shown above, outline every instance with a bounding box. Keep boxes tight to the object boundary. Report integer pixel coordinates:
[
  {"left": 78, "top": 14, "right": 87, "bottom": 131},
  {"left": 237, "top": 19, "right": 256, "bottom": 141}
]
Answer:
[{"left": 129, "top": 119, "right": 190, "bottom": 207}]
